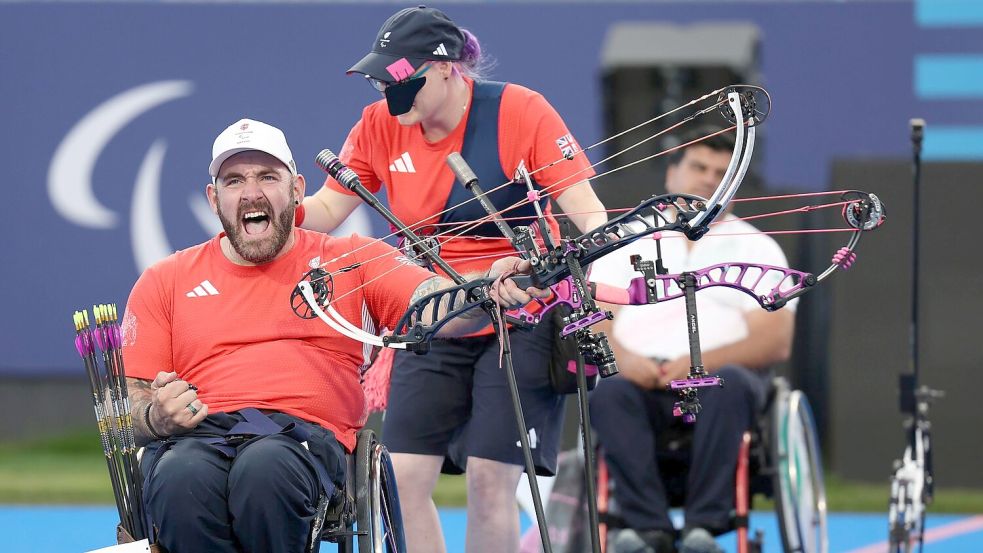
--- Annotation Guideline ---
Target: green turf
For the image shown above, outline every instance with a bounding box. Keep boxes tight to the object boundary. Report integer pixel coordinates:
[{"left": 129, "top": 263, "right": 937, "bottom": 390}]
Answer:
[
  {"left": 0, "top": 429, "right": 117, "bottom": 504},
  {"left": 2, "top": 431, "right": 981, "bottom": 512}
]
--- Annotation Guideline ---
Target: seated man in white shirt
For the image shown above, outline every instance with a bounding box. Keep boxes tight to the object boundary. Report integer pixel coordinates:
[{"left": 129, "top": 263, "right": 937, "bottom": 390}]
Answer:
[{"left": 588, "top": 127, "right": 796, "bottom": 553}]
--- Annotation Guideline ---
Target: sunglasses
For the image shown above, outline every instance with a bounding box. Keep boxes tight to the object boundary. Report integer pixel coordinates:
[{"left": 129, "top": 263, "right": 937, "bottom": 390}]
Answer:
[
  {"left": 365, "top": 63, "right": 432, "bottom": 92},
  {"left": 369, "top": 63, "right": 434, "bottom": 116}
]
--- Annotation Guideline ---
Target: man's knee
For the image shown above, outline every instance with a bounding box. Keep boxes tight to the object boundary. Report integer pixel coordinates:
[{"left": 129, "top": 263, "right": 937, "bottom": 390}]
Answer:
[
  {"left": 147, "top": 440, "right": 228, "bottom": 504},
  {"left": 229, "top": 435, "right": 319, "bottom": 505},
  {"left": 391, "top": 453, "right": 442, "bottom": 500},
  {"left": 466, "top": 457, "right": 521, "bottom": 508},
  {"left": 143, "top": 439, "right": 232, "bottom": 536}
]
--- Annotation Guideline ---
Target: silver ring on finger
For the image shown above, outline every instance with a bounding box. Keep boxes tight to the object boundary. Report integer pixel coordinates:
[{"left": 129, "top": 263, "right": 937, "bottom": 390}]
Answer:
[{"left": 186, "top": 403, "right": 199, "bottom": 416}]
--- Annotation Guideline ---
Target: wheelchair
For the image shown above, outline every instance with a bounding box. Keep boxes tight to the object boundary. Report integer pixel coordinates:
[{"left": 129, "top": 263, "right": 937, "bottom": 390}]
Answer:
[
  {"left": 315, "top": 428, "right": 406, "bottom": 553},
  {"left": 125, "top": 428, "right": 405, "bottom": 553},
  {"left": 597, "top": 376, "right": 827, "bottom": 553}
]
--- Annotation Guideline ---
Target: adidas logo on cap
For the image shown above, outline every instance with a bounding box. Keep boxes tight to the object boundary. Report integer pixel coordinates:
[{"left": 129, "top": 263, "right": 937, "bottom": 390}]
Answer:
[{"left": 432, "top": 43, "right": 448, "bottom": 56}]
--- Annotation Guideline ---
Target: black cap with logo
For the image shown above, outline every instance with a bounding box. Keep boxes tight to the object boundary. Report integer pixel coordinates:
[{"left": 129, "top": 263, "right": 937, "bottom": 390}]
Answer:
[{"left": 347, "top": 5, "right": 466, "bottom": 83}]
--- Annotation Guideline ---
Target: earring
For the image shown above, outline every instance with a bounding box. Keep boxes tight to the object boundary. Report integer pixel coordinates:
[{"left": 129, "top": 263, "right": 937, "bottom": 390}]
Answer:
[{"left": 295, "top": 200, "right": 300, "bottom": 205}]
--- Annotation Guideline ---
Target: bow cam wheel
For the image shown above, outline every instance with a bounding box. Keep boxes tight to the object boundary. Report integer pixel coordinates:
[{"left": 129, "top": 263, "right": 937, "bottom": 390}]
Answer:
[
  {"left": 291, "top": 268, "right": 334, "bottom": 320},
  {"left": 718, "top": 85, "right": 772, "bottom": 127}
]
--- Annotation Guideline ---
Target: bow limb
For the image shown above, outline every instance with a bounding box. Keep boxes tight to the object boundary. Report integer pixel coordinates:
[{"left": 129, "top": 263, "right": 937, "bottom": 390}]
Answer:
[
  {"left": 297, "top": 281, "right": 398, "bottom": 348},
  {"left": 688, "top": 90, "right": 753, "bottom": 230},
  {"left": 583, "top": 190, "right": 886, "bottom": 313},
  {"left": 772, "top": 189, "right": 885, "bottom": 306}
]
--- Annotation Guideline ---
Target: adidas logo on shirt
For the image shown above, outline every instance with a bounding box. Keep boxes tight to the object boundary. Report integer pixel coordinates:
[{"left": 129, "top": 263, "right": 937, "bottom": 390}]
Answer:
[
  {"left": 389, "top": 152, "right": 416, "bottom": 174},
  {"left": 432, "top": 43, "right": 448, "bottom": 56},
  {"left": 186, "top": 280, "right": 220, "bottom": 298}
]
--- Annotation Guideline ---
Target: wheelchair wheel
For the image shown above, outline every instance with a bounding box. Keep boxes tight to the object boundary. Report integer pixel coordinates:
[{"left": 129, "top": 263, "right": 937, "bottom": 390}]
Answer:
[
  {"left": 355, "top": 433, "right": 406, "bottom": 553},
  {"left": 772, "top": 385, "right": 828, "bottom": 553}
]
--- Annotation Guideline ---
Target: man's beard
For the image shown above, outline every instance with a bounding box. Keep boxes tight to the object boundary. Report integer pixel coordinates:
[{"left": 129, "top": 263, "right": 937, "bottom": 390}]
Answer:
[{"left": 217, "top": 193, "right": 295, "bottom": 264}]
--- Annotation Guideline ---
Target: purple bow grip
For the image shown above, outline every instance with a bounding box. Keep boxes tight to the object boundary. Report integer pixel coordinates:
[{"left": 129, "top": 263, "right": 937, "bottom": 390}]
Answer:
[{"left": 508, "top": 277, "right": 582, "bottom": 325}]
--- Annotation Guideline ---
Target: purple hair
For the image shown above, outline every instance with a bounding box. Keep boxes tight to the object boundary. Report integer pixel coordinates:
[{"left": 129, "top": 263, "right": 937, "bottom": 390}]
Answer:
[{"left": 457, "top": 28, "right": 495, "bottom": 80}]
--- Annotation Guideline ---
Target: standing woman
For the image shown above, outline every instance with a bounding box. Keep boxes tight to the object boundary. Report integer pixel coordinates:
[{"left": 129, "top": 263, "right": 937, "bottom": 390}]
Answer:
[{"left": 300, "top": 6, "right": 607, "bottom": 552}]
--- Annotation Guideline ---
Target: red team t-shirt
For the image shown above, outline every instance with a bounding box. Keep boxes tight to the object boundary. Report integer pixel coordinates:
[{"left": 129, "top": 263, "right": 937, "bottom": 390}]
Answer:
[
  {"left": 121, "top": 229, "right": 433, "bottom": 451},
  {"left": 325, "top": 78, "right": 597, "bottom": 277}
]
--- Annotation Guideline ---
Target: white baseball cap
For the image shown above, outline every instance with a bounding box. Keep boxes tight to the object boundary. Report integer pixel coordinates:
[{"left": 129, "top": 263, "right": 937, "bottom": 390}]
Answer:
[{"left": 209, "top": 118, "right": 297, "bottom": 180}]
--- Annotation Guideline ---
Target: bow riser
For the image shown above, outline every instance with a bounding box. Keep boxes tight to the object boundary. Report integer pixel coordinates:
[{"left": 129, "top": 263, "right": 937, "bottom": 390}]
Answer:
[{"left": 591, "top": 262, "right": 817, "bottom": 312}]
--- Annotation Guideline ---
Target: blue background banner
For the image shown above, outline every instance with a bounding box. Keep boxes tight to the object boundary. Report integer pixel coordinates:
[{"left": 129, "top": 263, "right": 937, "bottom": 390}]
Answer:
[{"left": 2, "top": 1, "right": 981, "bottom": 374}]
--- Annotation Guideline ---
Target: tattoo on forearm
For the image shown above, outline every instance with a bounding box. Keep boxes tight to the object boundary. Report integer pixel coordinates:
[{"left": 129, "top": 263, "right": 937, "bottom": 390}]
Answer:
[
  {"left": 127, "top": 378, "right": 155, "bottom": 446},
  {"left": 409, "top": 277, "right": 443, "bottom": 304}
]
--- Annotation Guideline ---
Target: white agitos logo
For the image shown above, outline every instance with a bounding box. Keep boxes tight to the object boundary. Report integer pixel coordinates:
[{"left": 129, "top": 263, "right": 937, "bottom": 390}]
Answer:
[
  {"left": 47, "top": 80, "right": 372, "bottom": 274},
  {"left": 47, "top": 80, "right": 197, "bottom": 272}
]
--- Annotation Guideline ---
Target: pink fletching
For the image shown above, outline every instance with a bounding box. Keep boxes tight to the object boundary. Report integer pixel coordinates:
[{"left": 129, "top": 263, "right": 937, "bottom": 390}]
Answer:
[
  {"left": 832, "top": 247, "right": 856, "bottom": 270},
  {"left": 74, "top": 333, "right": 91, "bottom": 357},
  {"left": 109, "top": 325, "right": 123, "bottom": 349},
  {"left": 93, "top": 328, "right": 107, "bottom": 351}
]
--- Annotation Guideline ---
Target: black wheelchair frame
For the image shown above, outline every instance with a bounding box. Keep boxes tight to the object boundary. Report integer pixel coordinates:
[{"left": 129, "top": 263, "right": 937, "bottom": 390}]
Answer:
[{"left": 314, "top": 428, "right": 406, "bottom": 553}]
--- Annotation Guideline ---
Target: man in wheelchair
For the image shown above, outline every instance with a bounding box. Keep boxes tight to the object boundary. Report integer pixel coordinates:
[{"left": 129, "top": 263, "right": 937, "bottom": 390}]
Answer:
[
  {"left": 587, "top": 128, "right": 797, "bottom": 553},
  {"left": 121, "top": 118, "right": 548, "bottom": 552}
]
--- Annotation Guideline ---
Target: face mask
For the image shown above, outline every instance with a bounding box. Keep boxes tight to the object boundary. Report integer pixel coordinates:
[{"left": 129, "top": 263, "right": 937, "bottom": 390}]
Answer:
[{"left": 384, "top": 76, "right": 427, "bottom": 116}]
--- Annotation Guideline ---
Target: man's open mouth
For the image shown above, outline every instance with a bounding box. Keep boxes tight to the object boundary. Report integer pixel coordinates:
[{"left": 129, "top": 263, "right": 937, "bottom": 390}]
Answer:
[{"left": 242, "top": 210, "right": 271, "bottom": 235}]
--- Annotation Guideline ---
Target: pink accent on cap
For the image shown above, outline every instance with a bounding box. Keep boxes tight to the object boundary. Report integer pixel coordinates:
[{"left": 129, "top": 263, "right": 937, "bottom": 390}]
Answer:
[
  {"left": 526, "top": 190, "right": 541, "bottom": 202},
  {"left": 386, "top": 58, "right": 416, "bottom": 81}
]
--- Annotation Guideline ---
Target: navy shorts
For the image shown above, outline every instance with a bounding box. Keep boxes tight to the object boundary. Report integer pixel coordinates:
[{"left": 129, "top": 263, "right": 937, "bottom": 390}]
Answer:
[{"left": 382, "top": 317, "right": 564, "bottom": 476}]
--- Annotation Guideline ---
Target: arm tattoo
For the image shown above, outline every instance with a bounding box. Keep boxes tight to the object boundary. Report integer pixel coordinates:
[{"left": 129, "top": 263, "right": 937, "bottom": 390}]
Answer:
[
  {"left": 409, "top": 276, "right": 443, "bottom": 304},
  {"left": 127, "top": 377, "right": 157, "bottom": 446}
]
